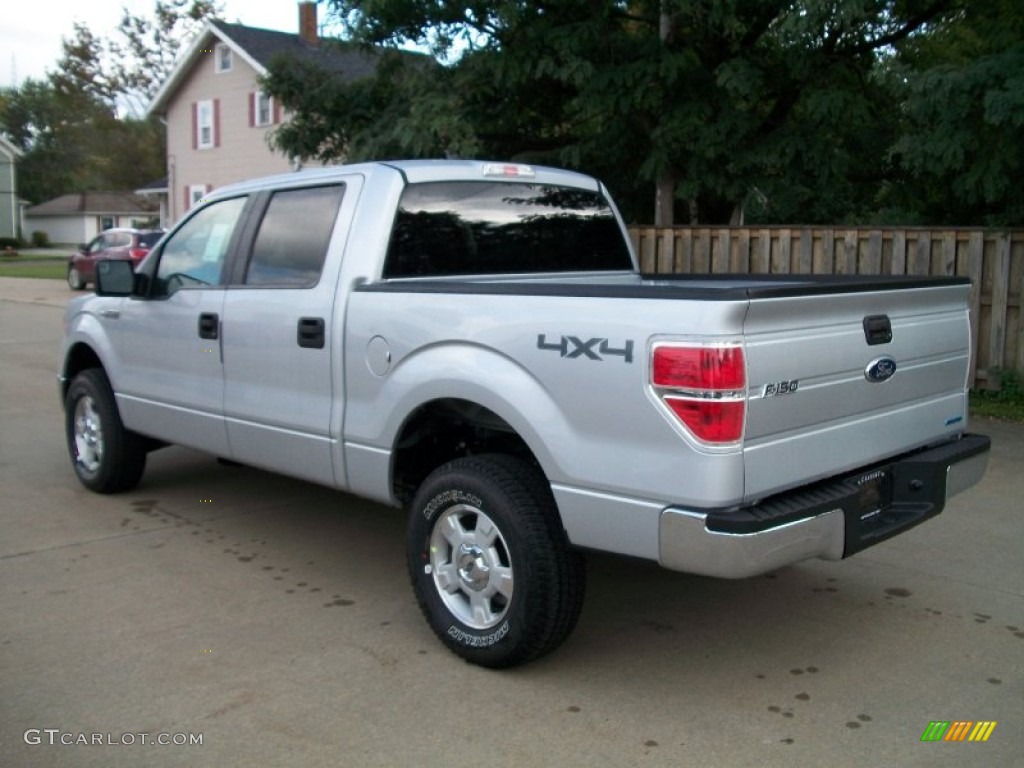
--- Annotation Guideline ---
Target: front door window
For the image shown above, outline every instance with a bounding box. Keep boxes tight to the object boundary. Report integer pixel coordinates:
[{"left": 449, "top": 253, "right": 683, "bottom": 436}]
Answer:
[{"left": 153, "top": 197, "right": 246, "bottom": 296}]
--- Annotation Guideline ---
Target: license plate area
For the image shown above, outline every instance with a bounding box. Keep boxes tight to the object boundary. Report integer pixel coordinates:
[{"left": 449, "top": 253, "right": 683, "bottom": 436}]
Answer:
[
  {"left": 854, "top": 468, "right": 891, "bottom": 531},
  {"left": 843, "top": 463, "right": 938, "bottom": 556}
]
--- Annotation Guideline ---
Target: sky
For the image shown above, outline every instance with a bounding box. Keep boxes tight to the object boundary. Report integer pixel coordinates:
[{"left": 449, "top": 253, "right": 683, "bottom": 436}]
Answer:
[{"left": 0, "top": 0, "right": 308, "bottom": 88}]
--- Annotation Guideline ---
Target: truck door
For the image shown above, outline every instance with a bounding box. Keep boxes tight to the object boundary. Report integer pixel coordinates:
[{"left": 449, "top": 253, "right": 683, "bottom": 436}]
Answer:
[
  {"left": 110, "top": 196, "right": 249, "bottom": 454},
  {"left": 220, "top": 180, "right": 355, "bottom": 487}
]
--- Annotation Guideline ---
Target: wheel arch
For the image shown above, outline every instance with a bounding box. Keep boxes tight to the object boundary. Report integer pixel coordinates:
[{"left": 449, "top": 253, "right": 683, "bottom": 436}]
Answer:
[
  {"left": 344, "top": 341, "right": 575, "bottom": 509},
  {"left": 390, "top": 397, "right": 550, "bottom": 506},
  {"left": 61, "top": 341, "right": 105, "bottom": 400}
]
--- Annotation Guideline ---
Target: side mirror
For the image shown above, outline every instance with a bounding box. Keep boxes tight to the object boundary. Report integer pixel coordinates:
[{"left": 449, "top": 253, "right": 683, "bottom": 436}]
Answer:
[{"left": 95, "top": 259, "right": 135, "bottom": 297}]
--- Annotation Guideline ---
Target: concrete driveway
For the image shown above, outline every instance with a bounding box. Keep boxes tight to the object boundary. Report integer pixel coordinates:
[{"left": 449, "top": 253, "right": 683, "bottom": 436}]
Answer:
[{"left": 1, "top": 277, "right": 1021, "bottom": 767}]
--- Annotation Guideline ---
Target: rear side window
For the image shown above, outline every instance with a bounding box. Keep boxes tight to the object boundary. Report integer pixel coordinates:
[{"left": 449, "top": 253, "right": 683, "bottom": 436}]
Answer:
[
  {"left": 244, "top": 185, "right": 345, "bottom": 287},
  {"left": 383, "top": 181, "right": 632, "bottom": 278}
]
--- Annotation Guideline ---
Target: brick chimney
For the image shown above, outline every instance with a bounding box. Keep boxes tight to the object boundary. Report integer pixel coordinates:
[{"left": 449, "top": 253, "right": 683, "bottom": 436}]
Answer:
[{"left": 299, "top": 2, "right": 318, "bottom": 46}]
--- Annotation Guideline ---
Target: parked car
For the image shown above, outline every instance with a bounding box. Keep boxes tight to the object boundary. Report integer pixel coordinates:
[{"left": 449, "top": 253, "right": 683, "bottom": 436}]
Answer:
[{"left": 67, "top": 228, "right": 164, "bottom": 290}]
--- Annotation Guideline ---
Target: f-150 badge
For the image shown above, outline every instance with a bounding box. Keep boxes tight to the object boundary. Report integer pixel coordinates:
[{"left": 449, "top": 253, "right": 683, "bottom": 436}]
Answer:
[
  {"left": 537, "top": 334, "right": 634, "bottom": 363},
  {"left": 763, "top": 380, "right": 799, "bottom": 397}
]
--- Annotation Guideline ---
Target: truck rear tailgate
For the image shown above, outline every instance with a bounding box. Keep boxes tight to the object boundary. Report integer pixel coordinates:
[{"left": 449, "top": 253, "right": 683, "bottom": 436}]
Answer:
[{"left": 742, "top": 282, "right": 971, "bottom": 502}]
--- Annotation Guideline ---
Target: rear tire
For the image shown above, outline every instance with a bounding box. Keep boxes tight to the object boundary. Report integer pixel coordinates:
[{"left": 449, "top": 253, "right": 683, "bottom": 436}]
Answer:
[
  {"left": 67, "top": 266, "right": 86, "bottom": 290},
  {"left": 407, "top": 454, "right": 585, "bottom": 668},
  {"left": 65, "top": 368, "right": 146, "bottom": 493}
]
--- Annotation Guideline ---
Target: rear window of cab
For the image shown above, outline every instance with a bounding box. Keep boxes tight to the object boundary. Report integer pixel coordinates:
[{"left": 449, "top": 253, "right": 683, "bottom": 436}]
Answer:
[{"left": 383, "top": 181, "right": 633, "bottom": 278}]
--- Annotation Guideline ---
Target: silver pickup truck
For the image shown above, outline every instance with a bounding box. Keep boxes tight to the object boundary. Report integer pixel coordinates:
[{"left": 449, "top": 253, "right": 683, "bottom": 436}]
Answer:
[{"left": 59, "top": 160, "right": 990, "bottom": 667}]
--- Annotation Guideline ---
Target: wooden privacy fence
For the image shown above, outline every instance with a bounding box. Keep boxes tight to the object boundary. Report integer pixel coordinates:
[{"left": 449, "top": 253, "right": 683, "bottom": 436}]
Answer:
[{"left": 627, "top": 226, "right": 1024, "bottom": 390}]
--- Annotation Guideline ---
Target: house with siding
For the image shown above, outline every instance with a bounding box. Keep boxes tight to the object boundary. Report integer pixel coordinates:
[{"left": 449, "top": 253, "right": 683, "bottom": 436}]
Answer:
[
  {"left": 0, "top": 134, "right": 23, "bottom": 241},
  {"left": 147, "top": 2, "right": 381, "bottom": 224},
  {"left": 134, "top": 178, "right": 170, "bottom": 228},
  {"left": 23, "top": 192, "right": 159, "bottom": 246}
]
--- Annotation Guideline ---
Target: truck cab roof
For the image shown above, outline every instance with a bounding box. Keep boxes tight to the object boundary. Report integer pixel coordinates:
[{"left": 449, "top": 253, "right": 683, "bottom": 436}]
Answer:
[{"left": 209, "top": 159, "right": 602, "bottom": 201}]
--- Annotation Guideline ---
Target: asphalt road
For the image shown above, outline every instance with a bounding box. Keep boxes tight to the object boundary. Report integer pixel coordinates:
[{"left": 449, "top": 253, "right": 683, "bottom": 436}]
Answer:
[{"left": 1, "top": 277, "right": 1021, "bottom": 767}]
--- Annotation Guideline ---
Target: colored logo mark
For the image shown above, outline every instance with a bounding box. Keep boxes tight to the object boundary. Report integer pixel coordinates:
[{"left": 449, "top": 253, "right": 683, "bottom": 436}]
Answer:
[{"left": 920, "top": 721, "right": 997, "bottom": 742}]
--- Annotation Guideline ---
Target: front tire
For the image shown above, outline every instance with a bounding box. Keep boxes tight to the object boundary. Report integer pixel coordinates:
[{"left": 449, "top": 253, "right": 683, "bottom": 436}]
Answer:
[
  {"left": 407, "top": 455, "right": 585, "bottom": 668},
  {"left": 65, "top": 368, "right": 146, "bottom": 493},
  {"left": 67, "top": 266, "right": 86, "bottom": 290}
]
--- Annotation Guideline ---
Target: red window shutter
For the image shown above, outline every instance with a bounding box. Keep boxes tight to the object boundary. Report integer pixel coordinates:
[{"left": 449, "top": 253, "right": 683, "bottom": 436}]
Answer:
[
  {"left": 191, "top": 102, "right": 198, "bottom": 149},
  {"left": 273, "top": 99, "right": 281, "bottom": 125},
  {"left": 248, "top": 93, "right": 255, "bottom": 127},
  {"left": 213, "top": 99, "right": 221, "bottom": 147}
]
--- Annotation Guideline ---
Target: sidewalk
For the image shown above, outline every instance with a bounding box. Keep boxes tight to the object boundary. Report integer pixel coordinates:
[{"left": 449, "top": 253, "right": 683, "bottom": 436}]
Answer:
[{"left": 0, "top": 277, "right": 75, "bottom": 309}]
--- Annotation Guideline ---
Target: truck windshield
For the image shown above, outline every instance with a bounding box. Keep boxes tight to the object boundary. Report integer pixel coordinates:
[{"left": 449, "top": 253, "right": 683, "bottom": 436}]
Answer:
[{"left": 383, "top": 181, "right": 633, "bottom": 278}]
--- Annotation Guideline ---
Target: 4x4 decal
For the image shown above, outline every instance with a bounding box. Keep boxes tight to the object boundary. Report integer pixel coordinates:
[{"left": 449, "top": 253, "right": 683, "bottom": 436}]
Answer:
[{"left": 537, "top": 334, "right": 634, "bottom": 363}]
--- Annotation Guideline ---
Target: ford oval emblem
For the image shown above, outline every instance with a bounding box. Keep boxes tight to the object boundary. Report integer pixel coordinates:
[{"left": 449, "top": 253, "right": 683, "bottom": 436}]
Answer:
[{"left": 865, "top": 357, "right": 897, "bottom": 383}]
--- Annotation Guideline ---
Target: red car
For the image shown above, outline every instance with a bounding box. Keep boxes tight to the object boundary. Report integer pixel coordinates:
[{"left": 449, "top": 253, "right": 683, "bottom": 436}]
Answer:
[{"left": 67, "top": 228, "right": 165, "bottom": 290}]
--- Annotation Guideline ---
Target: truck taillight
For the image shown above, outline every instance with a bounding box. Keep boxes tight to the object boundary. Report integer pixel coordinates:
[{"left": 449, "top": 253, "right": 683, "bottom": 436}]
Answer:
[{"left": 650, "top": 344, "right": 746, "bottom": 444}]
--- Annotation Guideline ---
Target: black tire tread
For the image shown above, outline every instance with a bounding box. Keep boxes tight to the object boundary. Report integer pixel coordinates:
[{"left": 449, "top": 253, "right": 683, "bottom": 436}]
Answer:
[
  {"left": 481, "top": 454, "right": 586, "bottom": 663},
  {"left": 65, "top": 368, "right": 146, "bottom": 493},
  {"left": 408, "top": 453, "right": 585, "bottom": 668},
  {"left": 67, "top": 266, "right": 85, "bottom": 290}
]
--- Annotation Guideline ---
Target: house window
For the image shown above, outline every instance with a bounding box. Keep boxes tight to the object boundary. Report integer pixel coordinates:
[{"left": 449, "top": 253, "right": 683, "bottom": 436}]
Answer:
[
  {"left": 100, "top": 217, "right": 114, "bottom": 230},
  {"left": 215, "top": 44, "right": 232, "bottom": 73},
  {"left": 189, "top": 185, "right": 209, "bottom": 209},
  {"left": 196, "top": 100, "right": 214, "bottom": 149},
  {"left": 256, "top": 92, "right": 272, "bottom": 127}
]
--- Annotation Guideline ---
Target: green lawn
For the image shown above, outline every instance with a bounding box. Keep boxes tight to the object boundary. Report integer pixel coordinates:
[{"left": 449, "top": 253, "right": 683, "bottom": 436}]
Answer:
[
  {"left": 0, "top": 258, "right": 67, "bottom": 280},
  {"left": 970, "top": 395, "right": 1024, "bottom": 422},
  {"left": 11, "top": 248, "right": 72, "bottom": 259}
]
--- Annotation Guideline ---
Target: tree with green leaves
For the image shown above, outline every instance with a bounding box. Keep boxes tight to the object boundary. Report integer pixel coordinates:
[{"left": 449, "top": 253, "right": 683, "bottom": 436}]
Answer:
[
  {"left": 0, "top": 78, "right": 165, "bottom": 205},
  {"left": 264, "top": 0, "right": 968, "bottom": 224},
  {"left": 52, "top": 0, "right": 223, "bottom": 116},
  {"left": 109, "top": 0, "right": 224, "bottom": 116},
  {"left": 1, "top": 0, "right": 223, "bottom": 206},
  {"left": 883, "top": 0, "right": 1024, "bottom": 226}
]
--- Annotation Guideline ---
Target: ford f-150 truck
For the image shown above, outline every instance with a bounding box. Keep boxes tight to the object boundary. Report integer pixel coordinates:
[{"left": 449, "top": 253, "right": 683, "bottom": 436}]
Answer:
[{"left": 59, "top": 159, "right": 990, "bottom": 667}]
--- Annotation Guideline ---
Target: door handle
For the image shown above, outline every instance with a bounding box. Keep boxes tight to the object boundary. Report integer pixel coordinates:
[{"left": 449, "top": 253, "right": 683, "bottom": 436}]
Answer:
[
  {"left": 297, "top": 317, "right": 325, "bottom": 349},
  {"left": 198, "top": 312, "right": 219, "bottom": 340},
  {"left": 863, "top": 315, "right": 892, "bottom": 345}
]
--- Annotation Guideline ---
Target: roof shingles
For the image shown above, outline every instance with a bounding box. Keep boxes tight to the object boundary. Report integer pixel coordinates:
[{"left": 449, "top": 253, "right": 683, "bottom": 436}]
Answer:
[
  {"left": 26, "top": 192, "right": 158, "bottom": 216},
  {"left": 211, "top": 21, "right": 382, "bottom": 81}
]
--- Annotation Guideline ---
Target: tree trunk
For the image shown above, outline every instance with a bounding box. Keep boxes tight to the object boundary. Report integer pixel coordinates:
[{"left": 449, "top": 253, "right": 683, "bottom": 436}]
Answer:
[
  {"left": 654, "top": 3, "right": 675, "bottom": 226},
  {"left": 654, "top": 171, "right": 676, "bottom": 227}
]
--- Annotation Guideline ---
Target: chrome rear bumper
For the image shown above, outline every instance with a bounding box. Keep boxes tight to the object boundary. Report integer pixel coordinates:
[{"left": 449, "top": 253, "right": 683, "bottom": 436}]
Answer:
[{"left": 659, "top": 434, "right": 990, "bottom": 578}]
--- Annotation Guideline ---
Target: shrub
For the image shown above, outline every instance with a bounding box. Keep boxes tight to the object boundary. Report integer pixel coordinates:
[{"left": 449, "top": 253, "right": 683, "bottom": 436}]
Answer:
[
  {"left": 986, "top": 367, "right": 1023, "bottom": 402},
  {"left": 30, "top": 231, "right": 50, "bottom": 247}
]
